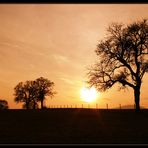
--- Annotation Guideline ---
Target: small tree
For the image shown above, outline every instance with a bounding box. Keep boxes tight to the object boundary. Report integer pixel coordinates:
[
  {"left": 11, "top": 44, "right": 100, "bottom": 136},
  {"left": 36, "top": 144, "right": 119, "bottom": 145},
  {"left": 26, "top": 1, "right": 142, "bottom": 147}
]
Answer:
[
  {"left": 87, "top": 19, "right": 148, "bottom": 112},
  {"left": 0, "top": 99, "right": 9, "bottom": 109},
  {"left": 14, "top": 81, "right": 38, "bottom": 109},
  {"left": 35, "top": 77, "right": 56, "bottom": 109},
  {"left": 14, "top": 77, "right": 56, "bottom": 109}
]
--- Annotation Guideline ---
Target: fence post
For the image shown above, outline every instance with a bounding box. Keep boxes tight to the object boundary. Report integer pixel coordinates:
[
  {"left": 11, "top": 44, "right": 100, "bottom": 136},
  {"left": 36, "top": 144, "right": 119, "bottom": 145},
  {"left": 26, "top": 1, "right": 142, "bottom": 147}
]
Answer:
[
  {"left": 106, "top": 104, "right": 108, "bottom": 109},
  {"left": 96, "top": 104, "right": 98, "bottom": 109},
  {"left": 119, "top": 104, "right": 121, "bottom": 109},
  {"left": 82, "top": 104, "right": 83, "bottom": 108}
]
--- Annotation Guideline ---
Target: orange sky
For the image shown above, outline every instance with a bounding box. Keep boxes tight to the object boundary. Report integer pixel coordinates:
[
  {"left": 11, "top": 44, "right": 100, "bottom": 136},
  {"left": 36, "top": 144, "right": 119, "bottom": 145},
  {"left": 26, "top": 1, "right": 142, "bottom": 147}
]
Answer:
[{"left": 0, "top": 4, "right": 148, "bottom": 109}]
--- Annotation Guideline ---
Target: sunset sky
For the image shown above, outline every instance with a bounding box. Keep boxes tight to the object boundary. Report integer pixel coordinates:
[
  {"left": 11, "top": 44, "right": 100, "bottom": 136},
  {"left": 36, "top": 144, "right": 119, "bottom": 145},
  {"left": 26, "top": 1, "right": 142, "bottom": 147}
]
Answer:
[{"left": 0, "top": 4, "right": 148, "bottom": 109}]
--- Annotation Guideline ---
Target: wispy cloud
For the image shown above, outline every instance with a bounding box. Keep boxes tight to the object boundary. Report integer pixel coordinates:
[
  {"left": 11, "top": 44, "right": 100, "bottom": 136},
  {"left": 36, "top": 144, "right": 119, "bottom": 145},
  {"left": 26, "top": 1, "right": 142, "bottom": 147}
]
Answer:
[
  {"left": 58, "top": 72, "right": 82, "bottom": 86},
  {"left": 53, "top": 54, "right": 69, "bottom": 64},
  {"left": 60, "top": 77, "right": 74, "bottom": 85}
]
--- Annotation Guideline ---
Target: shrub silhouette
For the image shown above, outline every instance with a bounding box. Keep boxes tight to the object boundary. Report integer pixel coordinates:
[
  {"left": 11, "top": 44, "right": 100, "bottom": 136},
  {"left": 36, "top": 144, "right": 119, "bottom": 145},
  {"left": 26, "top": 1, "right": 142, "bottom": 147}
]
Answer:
[{"left": 0, "top": 99, "right": 9, "bottom": 109}]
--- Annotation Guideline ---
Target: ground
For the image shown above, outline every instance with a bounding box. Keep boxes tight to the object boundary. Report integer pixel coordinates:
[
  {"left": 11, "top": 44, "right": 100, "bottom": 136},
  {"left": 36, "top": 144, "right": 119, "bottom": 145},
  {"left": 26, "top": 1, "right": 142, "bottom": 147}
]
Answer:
[{"left": 0, "top": 108, "right": 148, "bottom": 145}]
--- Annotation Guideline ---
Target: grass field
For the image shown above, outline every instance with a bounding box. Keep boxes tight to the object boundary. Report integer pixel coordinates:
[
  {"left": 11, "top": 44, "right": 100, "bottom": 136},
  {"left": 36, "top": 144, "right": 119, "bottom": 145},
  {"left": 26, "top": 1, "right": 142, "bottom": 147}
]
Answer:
[{"left": 0, "top": 108, "right": 148, "bottom": 145}]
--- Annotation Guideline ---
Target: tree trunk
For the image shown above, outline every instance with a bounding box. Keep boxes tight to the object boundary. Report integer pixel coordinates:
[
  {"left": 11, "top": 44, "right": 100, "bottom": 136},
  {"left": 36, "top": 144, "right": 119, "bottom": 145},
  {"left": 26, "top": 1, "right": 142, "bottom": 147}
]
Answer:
[
  {"left": 134, "top": 87, "right": 140, "bottom": 112},
  {"left": 26, "top": 102, "right": 29, "bottom": 109},
  {"left": 33, "top": 101, "right": 36, "bottom": 109},
  {"left": 41, "top": 100, "right": 44, "bottom": 109}
]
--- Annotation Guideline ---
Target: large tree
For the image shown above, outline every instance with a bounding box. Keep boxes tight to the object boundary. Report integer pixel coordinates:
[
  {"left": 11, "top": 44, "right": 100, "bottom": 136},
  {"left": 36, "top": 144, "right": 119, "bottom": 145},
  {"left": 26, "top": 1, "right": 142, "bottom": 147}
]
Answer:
[
  {"left": 35, "top": 77, "right": 56, "bottom": 109},
  {"left": 87, "top": 19, "right": 148, "bottom": 112}
]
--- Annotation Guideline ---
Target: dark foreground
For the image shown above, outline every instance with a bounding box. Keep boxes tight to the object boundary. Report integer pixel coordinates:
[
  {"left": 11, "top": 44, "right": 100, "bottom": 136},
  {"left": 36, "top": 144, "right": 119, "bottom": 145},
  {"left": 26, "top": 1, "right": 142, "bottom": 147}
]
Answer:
[{"left": 0, "top": 108, "right": 148, "bottom": 145}]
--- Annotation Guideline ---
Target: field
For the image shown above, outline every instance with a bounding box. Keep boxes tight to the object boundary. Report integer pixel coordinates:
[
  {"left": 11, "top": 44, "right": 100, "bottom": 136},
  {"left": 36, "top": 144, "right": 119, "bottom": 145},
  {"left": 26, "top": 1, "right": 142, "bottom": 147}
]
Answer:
[{"left": 0, "top": 108, "right": 148, "bottom": 145}]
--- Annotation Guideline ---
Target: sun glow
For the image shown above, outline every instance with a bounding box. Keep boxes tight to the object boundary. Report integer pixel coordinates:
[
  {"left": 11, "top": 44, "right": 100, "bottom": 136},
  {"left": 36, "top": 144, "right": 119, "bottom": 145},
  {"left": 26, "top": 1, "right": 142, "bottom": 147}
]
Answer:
[{"left": 80, "top": 87, "right": 98, "bottom": 103}]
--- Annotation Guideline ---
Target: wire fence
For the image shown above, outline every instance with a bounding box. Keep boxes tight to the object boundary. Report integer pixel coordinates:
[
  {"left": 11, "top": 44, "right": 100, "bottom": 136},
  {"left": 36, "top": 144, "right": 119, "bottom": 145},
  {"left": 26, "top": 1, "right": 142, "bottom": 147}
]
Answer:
[{"left": 48, "top": 103, "right": 136, "bottom": 109}]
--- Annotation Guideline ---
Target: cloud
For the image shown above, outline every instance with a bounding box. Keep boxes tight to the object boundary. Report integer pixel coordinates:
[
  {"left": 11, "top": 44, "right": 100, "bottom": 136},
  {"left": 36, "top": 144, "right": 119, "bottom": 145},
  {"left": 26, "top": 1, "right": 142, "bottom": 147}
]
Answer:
[
  {"left": 60, "top": 77, "right": 74, "bottom": 85},
  {"left": 52, "top": 54, "right": 69, "bottom": 64}
]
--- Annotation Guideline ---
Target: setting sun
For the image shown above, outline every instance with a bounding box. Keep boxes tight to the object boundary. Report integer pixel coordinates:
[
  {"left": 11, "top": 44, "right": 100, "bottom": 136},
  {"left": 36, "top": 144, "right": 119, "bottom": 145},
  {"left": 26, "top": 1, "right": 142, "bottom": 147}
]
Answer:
[{"left": 80, "top": 87, "right": 98, "bottom": 103}]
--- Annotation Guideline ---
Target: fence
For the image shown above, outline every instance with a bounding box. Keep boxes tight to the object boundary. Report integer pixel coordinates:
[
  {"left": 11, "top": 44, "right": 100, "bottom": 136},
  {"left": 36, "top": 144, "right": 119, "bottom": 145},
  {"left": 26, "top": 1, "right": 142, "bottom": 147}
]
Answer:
[{"left": 48, "top": 104, "right": 136, "bottom": 109}]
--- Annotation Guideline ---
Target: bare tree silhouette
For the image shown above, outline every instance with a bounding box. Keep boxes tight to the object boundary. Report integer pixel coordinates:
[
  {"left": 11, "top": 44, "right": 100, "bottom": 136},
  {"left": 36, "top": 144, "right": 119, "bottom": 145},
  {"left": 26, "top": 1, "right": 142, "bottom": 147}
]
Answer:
[
  {"left": 87, "top": 19, "right": 148, "bottom": 112},
  {"left": 35, "top": 77, "right": 56, "bottom": 109},
  {"left": 0, "top": 99, "right": 9, "bottom": 109}
]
